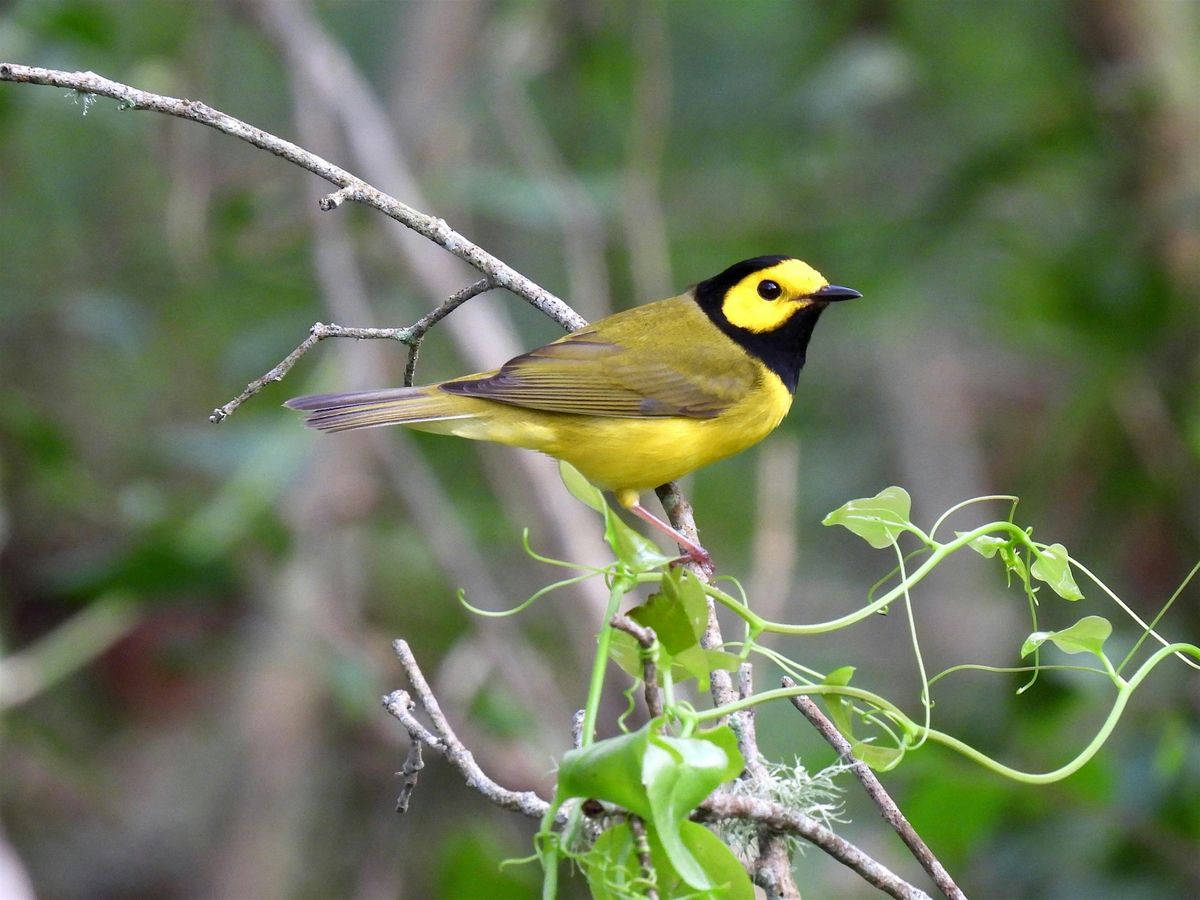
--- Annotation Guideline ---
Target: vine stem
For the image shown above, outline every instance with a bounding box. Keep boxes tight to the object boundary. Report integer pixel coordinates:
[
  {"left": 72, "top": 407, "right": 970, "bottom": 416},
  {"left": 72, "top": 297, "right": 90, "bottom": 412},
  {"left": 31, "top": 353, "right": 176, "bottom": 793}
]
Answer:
[
  {"left": 581, "top": 579, "right": 631, "bottom": 746},
  {"left": 689, "top": 642, "right": 1200, "bottom": 784},
  {"left": 627, "top": 520, "right": 1028, "bottom": 637}
]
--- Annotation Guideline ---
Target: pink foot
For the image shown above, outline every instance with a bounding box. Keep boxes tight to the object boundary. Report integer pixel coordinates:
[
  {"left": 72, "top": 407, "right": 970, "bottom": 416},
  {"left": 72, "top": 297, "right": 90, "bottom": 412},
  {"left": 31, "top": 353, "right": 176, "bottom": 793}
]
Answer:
[{"left": 627, "top": 502, "right": 715, "bottom": 577}]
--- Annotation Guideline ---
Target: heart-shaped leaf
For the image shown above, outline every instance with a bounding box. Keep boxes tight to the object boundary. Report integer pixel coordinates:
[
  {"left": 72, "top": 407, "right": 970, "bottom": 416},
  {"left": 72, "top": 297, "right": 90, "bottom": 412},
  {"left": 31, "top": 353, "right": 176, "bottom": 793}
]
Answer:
[
  {"left": 556, "top": 722, "right": 744, "bottom": 892},
  {"left": 821, "top": 666, "right": 858, "bottom": 740},
  {"left": 559, "top": 460, "right": 605, "bottom": 513},
  {"left": 1030, "top": 543, "right": 1083, "bottom": 600},
  {"left": 850, "top": 740, "right": 904, "bottom": 772},
  {"left": 586, "top": 821, "right": 753, "bottom": 899},
  {"left": 823, "top": 487, "right": 913, "bottom": 549},
  {"left": 960, "top": 533, "right": 1007, "bottom": 559},
  {"left": 1021, "top": 615, "right": 1112, "bottom": 660}
]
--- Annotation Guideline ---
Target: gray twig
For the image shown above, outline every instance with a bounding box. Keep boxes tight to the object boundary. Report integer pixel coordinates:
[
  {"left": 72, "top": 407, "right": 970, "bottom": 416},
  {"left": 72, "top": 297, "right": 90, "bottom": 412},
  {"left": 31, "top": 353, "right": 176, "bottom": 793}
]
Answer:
[
  {"left": 698, "top": 792, "right": 932, "bottom": 900},
  {"left": 208, "top": 278, "right": 494, "bottom": 422},
  {"left": 571, "top": 709, "right": 586, "bottom": 750},
  {"left": 384, "top": 641, "right": 553, "bottom": 821},
  {"left": 728, "top": 663, "right": 799, "bottom": 899},
  {"left": 394, "top": 732, "right": 424, "bottom": 813},
  {"left": 609, "top": 615, "right": 663, "bottom": 718},
  {"left": 399, "top": 277, "right": 494, "bottom": 387},
  {"left": 0, "top": 64, "right": 583, "bottom": 334},
  {"left": 783, "top": 678, "right": 967, "bottom": 900}
]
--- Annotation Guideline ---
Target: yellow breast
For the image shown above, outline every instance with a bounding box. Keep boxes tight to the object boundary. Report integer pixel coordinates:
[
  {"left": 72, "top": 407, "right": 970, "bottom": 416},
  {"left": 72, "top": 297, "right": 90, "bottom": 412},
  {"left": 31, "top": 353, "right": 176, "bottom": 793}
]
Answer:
[{"left": 530, "top": 368, "right": 792, "bottom": 499}]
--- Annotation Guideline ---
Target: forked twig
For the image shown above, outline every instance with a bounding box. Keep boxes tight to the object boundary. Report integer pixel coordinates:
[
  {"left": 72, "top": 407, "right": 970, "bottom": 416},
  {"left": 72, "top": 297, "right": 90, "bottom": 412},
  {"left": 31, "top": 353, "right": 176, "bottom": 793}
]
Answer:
[
  {"left": 207, "top": 277, "right": 494, "bottom": 422},
  {"left": 384, "top": 640, "right": 553, "bottom": 821}
]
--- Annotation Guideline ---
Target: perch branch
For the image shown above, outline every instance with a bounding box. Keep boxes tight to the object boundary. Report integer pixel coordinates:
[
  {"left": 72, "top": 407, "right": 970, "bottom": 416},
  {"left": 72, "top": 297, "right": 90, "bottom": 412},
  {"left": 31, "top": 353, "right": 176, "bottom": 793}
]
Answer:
[
  {"left": 698, "top": 792, "right": 932, "bottom": 900},
  {"left": 208, "top": 278, "right": 494, "bottom": 421},
  {"left": 784, "top": 679, "right": 966, "bottom": 900}
]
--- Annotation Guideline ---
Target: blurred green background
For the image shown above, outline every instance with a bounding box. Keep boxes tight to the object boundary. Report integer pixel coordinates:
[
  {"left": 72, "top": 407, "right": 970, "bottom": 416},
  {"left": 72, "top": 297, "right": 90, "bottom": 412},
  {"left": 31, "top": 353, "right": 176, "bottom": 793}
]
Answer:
[{"left": 1, "top": 0, "right": 1198, "bottom": 897}]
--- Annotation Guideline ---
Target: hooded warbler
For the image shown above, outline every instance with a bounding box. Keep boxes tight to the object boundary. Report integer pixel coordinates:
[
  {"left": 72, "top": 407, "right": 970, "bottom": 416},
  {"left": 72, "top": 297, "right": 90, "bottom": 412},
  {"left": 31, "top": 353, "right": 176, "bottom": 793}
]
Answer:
[{"left": 287, "top": 255, "right": 859, "bottom": 566}]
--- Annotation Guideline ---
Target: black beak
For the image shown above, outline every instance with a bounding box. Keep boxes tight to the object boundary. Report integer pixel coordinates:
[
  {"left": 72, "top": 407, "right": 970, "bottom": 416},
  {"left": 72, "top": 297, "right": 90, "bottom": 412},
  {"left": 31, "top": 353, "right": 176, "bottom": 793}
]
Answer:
[{"left": 813, "top": 284, "right": 862, "bottom": 302}]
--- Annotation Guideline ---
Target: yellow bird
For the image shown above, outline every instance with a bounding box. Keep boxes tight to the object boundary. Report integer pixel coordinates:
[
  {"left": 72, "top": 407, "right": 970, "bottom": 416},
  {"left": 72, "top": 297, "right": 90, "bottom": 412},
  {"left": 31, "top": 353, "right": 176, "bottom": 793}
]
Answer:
[{"left": 287, "top": 256, "right": 859, "bottom": 567}]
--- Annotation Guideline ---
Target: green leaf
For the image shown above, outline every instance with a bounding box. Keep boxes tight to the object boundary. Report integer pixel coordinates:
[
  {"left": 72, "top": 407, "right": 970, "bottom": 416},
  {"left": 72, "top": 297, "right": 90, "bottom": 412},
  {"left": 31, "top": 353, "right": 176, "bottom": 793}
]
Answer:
[
  {"left": 645, "top": 822, "right": 755, "bottom": 899},
  {"left": 631, "top": 570, "right": 703, "bottom": 654},
  {"left": 555, "top": 722, "right": 744, "bottom": 892},
  {"left": 961, "top": 533, "right": 1007, "bottom": 559},
  {"left": 850, "top": 740, "right": 904, "bottom": 772},
  {"left": 604, "top": 510, "right": 678, "bottom": 573},
  {"left": 585, "top": 822, "right": 753, "bottom": 900},
  {"left": 556, "top": 728, "right": 655, "bottom": 819},
  {"left": 1021, "top": 615, "right": 1112, "bottom": 660},
  {"left": 823, "top": 487, "right": 912, "bottom": 549},
  {"left": 559, "top": 460, "right": 605, "bottom": 513},
  {"left": 1030, "top": 543, "right": 1083, "bottom": 600},
  {"left": 607, "top": 629, "right": 646, "bottom": 681},
  {"left": 821, "top": 667, "right": 857, "bottom": 740},
  {"left": 670, "top": 646, "right": 741, "bottom": 691},
  {"left": 558, "top": 461, "right": 676, "bottom": 572},
  {"left": 642, "top": 728, "right": 743, "bottom": 890},
  {"left": 623, "top": 569, "right": 735, "bottom": 689},
  {"left": 608, "top": 611, "right": 737, "bottom": 692},
  {"left": 824, "top": 665, "right": 856, "bottom": 686}
]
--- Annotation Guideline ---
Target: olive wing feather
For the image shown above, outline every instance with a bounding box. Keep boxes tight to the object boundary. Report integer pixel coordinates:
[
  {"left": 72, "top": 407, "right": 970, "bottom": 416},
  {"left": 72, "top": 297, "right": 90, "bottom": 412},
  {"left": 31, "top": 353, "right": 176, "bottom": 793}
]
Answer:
[{"left": 440, "top": 297, "right": 758, "bottom": 419}]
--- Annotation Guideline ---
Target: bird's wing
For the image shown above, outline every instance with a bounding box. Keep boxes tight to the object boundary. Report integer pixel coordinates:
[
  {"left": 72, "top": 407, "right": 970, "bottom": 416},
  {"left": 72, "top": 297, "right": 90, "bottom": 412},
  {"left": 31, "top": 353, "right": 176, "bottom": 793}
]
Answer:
[{"left": 440, "top": 301, "right": 758, "bottom": 419}]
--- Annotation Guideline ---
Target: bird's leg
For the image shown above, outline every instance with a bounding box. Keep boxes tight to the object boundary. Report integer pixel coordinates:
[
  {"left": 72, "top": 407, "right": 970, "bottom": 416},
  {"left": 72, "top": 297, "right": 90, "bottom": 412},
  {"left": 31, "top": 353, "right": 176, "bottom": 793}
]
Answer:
[{"left": 627, "top": 502, "right": 714, "bottom": 574}]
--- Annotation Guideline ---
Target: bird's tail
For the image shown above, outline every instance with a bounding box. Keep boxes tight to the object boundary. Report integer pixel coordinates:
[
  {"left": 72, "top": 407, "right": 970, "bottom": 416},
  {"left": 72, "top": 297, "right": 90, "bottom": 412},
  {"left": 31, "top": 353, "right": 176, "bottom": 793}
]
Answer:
[{"left": 285, "top": 386, "right": 476, "bottom": 433}]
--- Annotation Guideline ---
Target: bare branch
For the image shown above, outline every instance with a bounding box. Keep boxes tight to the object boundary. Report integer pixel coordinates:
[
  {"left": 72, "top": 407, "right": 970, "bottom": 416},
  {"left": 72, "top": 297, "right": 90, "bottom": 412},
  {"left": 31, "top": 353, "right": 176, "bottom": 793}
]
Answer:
[
  {"left": 610, "top": 615, "right": 663, "bottom": 718},
  {"left": 384, "top": 640, "right": 553, "bottom": 821},
  {"left": 571, "top": 709, "right": 586, "bottom": 751},
  {"left": 207, "top": 279, "right": 495, "bottom": 422},
  {"left": 394, "top": 738, "right": 424, "bottom": 814},
  {"left": 698, "top": 792, "right": 933, "bottom": 900},
  {"left": 732, "top": 664, "right": 800, "bottom": 899},
  {"left": 0, "top": 63, "right": 715, "bottom": 586},
  {"left": 783, "top": 679, "right": 966, "bottom": 900},
  {"left": 0, "top": 63, "right": 583, "bottom": 333},
  {"left": 400, "top": 277, "right": 495, "bottom": 387}
]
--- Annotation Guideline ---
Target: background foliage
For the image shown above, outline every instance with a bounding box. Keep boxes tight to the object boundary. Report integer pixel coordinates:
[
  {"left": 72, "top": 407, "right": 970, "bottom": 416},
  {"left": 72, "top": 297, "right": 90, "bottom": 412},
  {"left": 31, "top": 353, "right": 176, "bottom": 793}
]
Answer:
[{"left": 1, "top": 1, "right": 1197, "bottom": 897}]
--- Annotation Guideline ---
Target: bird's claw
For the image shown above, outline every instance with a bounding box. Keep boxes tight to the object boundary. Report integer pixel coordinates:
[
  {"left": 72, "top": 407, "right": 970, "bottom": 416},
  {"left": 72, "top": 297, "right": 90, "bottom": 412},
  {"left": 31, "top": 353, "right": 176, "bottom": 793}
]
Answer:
[{"left": 672, "top": 547, "right": 715, "bottom": 578}]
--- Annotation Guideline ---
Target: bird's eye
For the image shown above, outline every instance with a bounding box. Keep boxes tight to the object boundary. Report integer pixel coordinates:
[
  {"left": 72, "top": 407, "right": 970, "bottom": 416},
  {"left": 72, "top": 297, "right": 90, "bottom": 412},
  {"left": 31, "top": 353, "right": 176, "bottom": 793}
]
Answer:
[{"left": 757, "top": 279, "right": 782, "bottom": 300}]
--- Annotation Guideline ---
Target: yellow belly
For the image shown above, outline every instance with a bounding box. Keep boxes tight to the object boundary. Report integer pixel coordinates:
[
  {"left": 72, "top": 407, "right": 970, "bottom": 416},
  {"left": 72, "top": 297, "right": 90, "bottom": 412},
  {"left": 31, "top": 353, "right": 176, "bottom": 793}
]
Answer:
[{"left": 422, "top": 370, "right": 794, "bottom": 500}]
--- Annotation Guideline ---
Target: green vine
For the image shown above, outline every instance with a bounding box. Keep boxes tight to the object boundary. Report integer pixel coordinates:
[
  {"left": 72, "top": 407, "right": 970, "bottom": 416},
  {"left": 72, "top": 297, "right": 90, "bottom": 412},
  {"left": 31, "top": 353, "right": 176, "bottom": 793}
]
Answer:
[{"left": 461, "top": 465, "right": 1198, "bottom": 897}]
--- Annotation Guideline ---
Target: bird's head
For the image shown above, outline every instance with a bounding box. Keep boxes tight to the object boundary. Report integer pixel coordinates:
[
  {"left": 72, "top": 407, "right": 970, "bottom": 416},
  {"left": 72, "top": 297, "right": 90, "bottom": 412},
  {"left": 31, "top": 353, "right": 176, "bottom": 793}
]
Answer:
[
  {"left": 696, "top": 256, "right": 860, "bottom": 333},
  {"left": 693, "top": 255, "right": 860, "bottom": 390}
]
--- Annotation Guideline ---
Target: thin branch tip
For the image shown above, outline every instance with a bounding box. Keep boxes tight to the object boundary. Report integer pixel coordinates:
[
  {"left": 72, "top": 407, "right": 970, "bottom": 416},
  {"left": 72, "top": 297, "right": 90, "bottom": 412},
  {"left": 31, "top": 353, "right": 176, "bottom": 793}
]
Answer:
[
  {"left": 319, "top": 184, "right": 358, "bottom": 210},
  {"left": 783, "top": 677, "right": 966, "bottom": 900}
]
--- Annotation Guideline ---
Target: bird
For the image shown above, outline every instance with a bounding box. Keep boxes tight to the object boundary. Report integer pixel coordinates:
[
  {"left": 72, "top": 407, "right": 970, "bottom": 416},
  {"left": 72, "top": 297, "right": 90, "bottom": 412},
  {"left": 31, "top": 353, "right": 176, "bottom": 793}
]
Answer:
[{"left": 286, "top": 255, "right": 860, "bottom": 569}]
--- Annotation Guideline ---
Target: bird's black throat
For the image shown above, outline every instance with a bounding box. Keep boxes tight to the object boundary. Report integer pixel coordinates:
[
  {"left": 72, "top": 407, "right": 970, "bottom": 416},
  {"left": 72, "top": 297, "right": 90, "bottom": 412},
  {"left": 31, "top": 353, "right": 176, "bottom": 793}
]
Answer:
[{"left": 693, "top": 259, "right": 827, "bottom": 393}]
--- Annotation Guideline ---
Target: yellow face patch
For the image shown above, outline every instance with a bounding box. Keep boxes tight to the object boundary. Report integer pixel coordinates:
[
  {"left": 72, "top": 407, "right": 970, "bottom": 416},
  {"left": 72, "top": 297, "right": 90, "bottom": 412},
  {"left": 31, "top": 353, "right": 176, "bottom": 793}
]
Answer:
[{"left": 719, "top": 259, "right": 828, "bottom": 333}]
